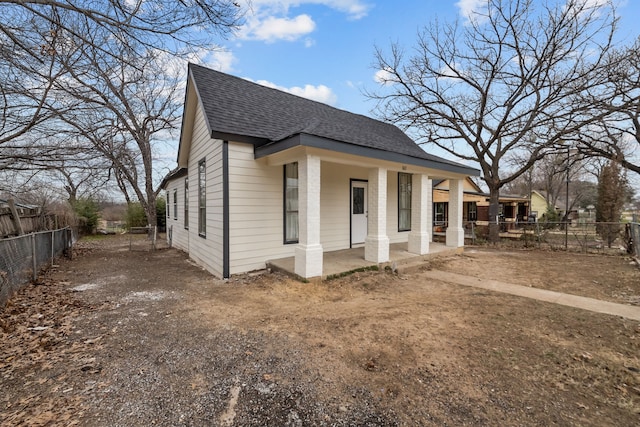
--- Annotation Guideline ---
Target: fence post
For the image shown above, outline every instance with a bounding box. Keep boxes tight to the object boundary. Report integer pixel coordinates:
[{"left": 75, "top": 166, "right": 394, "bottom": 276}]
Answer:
[
  {"left": 51, "top": 230, "right": 55, "bottom": 267},
  {"left": 31, "top": 233, "right": 37, "bottom": 281},
  {"left": 67, "top": 228, "right": 73, "bottom": 260}
]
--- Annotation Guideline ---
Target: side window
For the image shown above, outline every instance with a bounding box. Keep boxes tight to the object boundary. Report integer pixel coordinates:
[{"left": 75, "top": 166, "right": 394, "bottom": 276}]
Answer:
[
  {"left": 173, "top": 189, "right": 178, "bottom": 220},
  {"left": 398, "top": 173, "right": 412, "bottom": 231},
  {"left": 284, "top": 162, "right": 299, "bottom": 244},
  {"left": 198, "top": 159, "right": 206, "bottom": 237},
  {"left": 184, "top": 177, "right": 189, "bottom": 229}
]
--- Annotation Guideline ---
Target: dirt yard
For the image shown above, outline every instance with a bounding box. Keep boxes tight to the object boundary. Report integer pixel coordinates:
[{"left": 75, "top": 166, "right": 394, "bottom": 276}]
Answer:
[{"left": 1, "top": 235, "right": 639, "bottom": 426}]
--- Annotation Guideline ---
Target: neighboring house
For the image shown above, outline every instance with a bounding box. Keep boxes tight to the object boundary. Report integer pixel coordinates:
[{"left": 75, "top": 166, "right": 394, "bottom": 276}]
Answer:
[
  {"left": 161, "top": 64, "right": 479, "bottom": 279},
  {"left": 529, "top": 190, "right": 551, "bottom": 221},
  {"left": 432, "top": 178, "right": 484, "bottom": 231},
  {"left": 432, "top": 179, "right": 530, "bottom": 231}
]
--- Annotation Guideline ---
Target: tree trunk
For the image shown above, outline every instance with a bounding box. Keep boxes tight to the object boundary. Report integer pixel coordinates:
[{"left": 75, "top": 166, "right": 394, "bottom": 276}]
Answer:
[{"left": 488, "top": 187, "right": 500, "bottom": 243}]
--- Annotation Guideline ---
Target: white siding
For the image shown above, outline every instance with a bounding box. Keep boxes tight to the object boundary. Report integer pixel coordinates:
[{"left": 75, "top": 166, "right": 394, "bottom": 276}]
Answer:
[
  {"left": 227, "top": 143, "right": 294, "bottom": 274},
  {"left": 186, "top": 106, "right": 224, "bottom": 277},
  {"left": 164, "top": 178, "right": 189, "bottom": 252},
  {"left": 175, "top": 107, "right": 414, "bottom": 276},
  {"left": 320, "top": 162, "right": 369, "bottom": 251}
]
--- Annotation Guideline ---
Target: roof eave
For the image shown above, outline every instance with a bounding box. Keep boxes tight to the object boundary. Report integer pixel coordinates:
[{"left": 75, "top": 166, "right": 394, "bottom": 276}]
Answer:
[{"left": 255, "top": 134, "right": 480, "bottom": 176}]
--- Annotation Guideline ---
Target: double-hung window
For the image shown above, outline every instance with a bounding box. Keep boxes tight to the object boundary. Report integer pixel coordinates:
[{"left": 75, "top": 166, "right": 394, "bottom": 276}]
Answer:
[
  {"left": 184, "top": 178, "right": 189, "bottom": 229},
  {"left": 284, "top": 162, "right": 299, "bottom": 243},
  {"left": 398, "top": 173, "right": 412, "bottom": 231},
  {"left": 198, "top": 159, "right": 206, "bottom": 237},
  {"left": 173, "top": 189, "right": 178, "bottom": 220}
]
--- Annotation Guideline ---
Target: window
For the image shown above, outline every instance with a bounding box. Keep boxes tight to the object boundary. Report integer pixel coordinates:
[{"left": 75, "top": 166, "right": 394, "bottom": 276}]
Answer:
[
  {"left": 284, "top": 162, "right": 298, "bottom": 243},
  {"left": 466, "top": 202, "right": 477, "bottom": 221},
  {"left": 173, "top": 189, "right": 178, "bottom": 220},
  {"left": 198, "top": 159, "right": 206, "bottom": 237},
  {"left": 398, "top": 173, "right": 412, "bottom": 231},
  {"left": 166, "top": 192, "right": 170, "bottom": 218},
  {"left": 184, "top": 177, "right": 189, "bottom": 230},
  {"left": 434, "top": 202, "right": 447, "bottom": 225}
]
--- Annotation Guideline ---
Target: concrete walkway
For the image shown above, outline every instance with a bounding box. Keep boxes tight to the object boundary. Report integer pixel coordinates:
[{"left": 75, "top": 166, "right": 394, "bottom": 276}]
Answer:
[{"left": 421, "top": 270, "right": 640, "bottom": 322}]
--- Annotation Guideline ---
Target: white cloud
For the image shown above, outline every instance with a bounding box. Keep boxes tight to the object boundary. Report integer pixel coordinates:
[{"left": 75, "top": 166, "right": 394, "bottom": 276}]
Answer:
[
  {"left": 455, "top": 0, "right": 488, "bottom": 25},
  {"left": 237, "top": 0, "right": 371, "bottom": 43},
  {"left": 251, "top": 78, "right": 338, "bottom": 105},
  {"left": 176, "top": 48, "right": 237, "bottom": 73},
  {"left": 246, "top": 14, "right": 316, "bottom": 42},
  {"left": 205, "top": 50, "right": 237, "bottom": 72},
  {"left": 246, "top": 0, "right": 371, "bottom": 20},
  {"left": 373, "top": 68, "right": 395, "bottom": 85}
]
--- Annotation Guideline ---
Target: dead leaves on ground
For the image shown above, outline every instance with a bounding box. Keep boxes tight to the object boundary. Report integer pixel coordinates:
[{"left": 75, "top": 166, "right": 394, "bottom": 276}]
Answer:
[{"left": 1, "top": 272, "right": 102, "bottom": 425}]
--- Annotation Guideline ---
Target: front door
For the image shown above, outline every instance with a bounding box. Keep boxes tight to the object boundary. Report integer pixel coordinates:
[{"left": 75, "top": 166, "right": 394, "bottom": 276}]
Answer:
[{"left": 351, "top": 181, "right": 368, "bottom": 246}]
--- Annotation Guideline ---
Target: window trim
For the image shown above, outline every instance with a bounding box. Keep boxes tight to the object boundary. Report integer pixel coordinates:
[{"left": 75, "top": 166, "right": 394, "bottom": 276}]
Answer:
[
  {"left": 434, "top": 202, "right": 448, "bottom": 226},
  {"left": 398, "top": 172, "right": 412, "bottom": 232},
  {"left": 184, "top": 177, "right": 189, "bottom": 230},
  {"left": 283, "top": 162, "right": 299, "bottom": 244},
  {"left": 173, "top": 189, "right": 178, "bottom": 220},
  {"left": 198, "top": 158, "right": 206, "bottom": 238},
  {"left": 466, "top": 201, "right": 477, "bottom": 222}
]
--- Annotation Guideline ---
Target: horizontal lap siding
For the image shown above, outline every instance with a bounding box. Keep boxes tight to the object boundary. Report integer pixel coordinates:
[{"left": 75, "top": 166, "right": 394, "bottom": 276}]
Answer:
[
  {"left": 165, "top": 179, "right": 189, "bottom": 252},
  {"left": 186, "top": 107, "right": 223, "bottom": 277},
  {"left": 228, "top": 143, "right": 294, "bottom": 274},
  {"left": 320, "top": 162, "right": 367, "bottom": 251}
]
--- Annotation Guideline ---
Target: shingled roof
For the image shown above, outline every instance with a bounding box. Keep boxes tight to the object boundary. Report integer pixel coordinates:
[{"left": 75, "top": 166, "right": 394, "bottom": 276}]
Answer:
[{"left": 188, "top": 63, "right": 478, "bottom": 175}]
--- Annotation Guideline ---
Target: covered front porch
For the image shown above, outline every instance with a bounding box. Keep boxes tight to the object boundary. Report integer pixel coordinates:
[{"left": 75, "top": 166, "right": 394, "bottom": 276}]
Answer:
[
  {"left": 259, "top": 145, "right": 472, "bottom": 279},
  {"left": 267, "top": 241, "right": 462, "bottom": 280}
]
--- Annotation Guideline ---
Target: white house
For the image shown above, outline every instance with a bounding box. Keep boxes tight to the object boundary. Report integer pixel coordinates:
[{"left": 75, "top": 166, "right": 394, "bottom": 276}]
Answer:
[{"left": 161, "top": 64, "right": 480, "bottom": 279}]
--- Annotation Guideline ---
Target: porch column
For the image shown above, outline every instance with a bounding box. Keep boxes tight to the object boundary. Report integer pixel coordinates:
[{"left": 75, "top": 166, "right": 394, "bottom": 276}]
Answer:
[
  {"left": 408, "top": 174, "right": 430, "bottom": 255},
  {"left": 295, "top": 155, "right": 323, "bottom": 278},
  {"left": 365, "top": 167, "right": 389, "bottom": 263},
  {"left": 446, "top": 178, "right": 465, "bottom": 247},
  {"left": 426, "top": 177, "right": 433, "bottom": 242}
]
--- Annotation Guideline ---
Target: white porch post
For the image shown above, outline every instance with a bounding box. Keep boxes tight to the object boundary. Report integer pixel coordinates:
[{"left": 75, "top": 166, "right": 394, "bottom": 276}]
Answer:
[
  {"left": 295, "top": 155, "right": 323, "bottom": 278},
  {"left": 427, "top": 177, "right": 433, "bottom": 242},
  {"left": 446, "top": 178, "right": 465, "bottom": 247},
  {"left": 365, "top": 167, "right": 389, "bottom": 263},
  {"left": 408, "top": 174, "right": 430, "bottom": 255}
]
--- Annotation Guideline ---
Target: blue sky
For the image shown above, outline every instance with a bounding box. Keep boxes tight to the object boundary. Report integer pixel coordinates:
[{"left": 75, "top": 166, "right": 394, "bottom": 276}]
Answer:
[{"left": 197, "top": 0, "right": 640, "bottom": 118}]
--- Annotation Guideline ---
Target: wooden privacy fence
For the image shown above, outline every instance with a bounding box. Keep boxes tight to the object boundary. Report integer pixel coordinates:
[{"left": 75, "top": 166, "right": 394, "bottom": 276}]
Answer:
[
  {"left": 0, "top": 228, "right": 73, "bottom": 307},
  {"left": 0, "top": 199, "right": 58, "bottom": 238}
]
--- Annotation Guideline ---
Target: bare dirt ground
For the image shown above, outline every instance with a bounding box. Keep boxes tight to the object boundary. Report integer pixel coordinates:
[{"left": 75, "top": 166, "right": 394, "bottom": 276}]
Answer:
[{"left": 1, "top": 235, "right": 639, "bottom": 426}]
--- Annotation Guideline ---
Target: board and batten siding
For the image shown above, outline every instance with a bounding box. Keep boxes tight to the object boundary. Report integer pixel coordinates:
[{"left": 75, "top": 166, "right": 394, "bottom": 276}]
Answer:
[{"left": 185, "top": 106, "right": 224, "bottom": 277}]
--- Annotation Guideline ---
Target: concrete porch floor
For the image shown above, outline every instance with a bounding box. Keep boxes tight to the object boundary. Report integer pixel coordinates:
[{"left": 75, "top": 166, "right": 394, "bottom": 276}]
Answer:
[{"left": 266, "top": 242, "right": 463, "bottom": 280}]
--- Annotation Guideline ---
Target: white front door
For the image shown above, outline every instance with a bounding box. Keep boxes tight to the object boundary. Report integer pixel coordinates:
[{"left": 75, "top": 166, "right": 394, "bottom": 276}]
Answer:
[{"left": 351, "top": 181, "right": 368, "bottom": 246}]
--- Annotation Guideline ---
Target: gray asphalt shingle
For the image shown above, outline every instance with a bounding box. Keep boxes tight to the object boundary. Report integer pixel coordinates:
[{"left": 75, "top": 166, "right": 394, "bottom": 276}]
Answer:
[{"left": 189, "top": 63, "right": 466, "bottom": 168}]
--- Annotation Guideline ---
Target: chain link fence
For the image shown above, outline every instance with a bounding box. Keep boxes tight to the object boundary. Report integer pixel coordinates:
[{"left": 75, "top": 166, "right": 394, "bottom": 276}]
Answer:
[
  {"left": 0, "top": 228, "right": 73, "bottom": 306},
  {"left": 629, "top": 222, "right": 640, "bottom": 258},
  {"left": 470, "top": 221, "right": 635, "bottom": 253}
]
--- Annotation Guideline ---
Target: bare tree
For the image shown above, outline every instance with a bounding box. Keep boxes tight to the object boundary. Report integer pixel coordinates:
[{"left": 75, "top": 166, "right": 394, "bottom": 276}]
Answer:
[
  {"left": 369, "top": 0, "right": 617, "bottom": 242},
  {"left": 53, "top": 38, "right": 183, "bottom": 228},
  {"left": 573, "top": 37, "right": 640, "bottom": 175},
  {"left": 1, "top": 0, "right": 242, "bottom": 224},
  {"left": 1, "top": 0, "right": 239, "bottom": 147}
]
